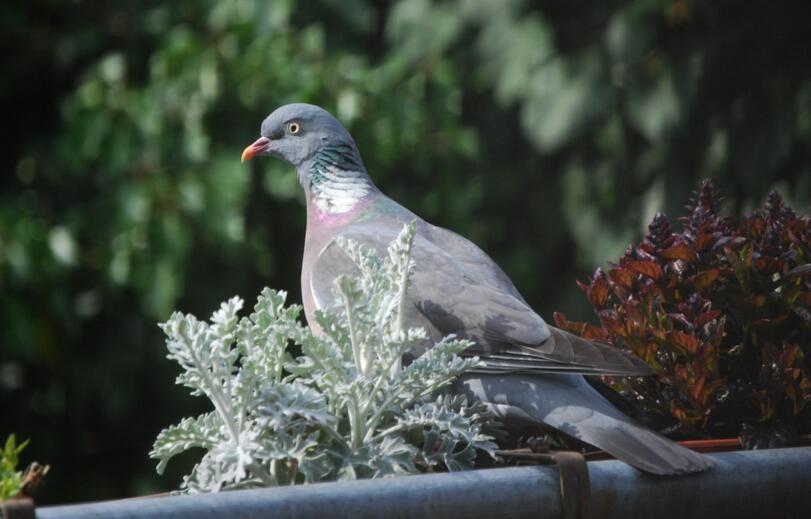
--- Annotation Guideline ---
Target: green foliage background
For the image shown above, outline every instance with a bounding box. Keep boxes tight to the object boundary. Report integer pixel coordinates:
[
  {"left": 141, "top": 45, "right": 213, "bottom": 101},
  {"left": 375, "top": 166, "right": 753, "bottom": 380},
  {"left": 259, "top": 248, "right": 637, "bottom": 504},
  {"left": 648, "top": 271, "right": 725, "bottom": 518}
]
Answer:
[{"left": 2, "top": 0, "right": 809, "bottom": 504}]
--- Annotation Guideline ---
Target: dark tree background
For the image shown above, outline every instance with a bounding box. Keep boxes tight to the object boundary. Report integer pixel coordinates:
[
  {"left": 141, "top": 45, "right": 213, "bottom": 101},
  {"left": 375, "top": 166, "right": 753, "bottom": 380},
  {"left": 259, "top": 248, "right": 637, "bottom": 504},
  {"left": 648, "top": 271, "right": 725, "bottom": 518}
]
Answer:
[{"left": 2, "top": 0, "right": 809, "bottom": 504}]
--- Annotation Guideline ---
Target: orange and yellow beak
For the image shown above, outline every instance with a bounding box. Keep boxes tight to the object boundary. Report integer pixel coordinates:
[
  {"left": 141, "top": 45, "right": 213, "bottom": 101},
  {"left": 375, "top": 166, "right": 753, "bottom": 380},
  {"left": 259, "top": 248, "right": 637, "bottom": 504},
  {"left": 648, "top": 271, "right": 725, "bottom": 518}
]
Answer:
[{"left": 241, "top": 137, "right": 270, "bottom": 163}]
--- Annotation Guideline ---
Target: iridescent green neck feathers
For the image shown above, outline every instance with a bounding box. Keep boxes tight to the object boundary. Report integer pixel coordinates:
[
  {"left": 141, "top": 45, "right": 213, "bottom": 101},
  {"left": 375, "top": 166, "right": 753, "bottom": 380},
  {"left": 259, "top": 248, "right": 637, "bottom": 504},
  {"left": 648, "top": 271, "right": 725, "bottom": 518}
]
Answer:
[{"left": 307, "top": 144, "right": 373, "bottom": 214}]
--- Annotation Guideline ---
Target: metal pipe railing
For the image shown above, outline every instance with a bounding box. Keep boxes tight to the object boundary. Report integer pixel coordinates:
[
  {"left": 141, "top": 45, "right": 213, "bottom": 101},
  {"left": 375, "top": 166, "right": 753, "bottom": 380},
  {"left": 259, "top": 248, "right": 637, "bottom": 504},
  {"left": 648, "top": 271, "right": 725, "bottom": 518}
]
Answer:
[{"left": 37, "top": 447, "right": 811, "bottom": 519}]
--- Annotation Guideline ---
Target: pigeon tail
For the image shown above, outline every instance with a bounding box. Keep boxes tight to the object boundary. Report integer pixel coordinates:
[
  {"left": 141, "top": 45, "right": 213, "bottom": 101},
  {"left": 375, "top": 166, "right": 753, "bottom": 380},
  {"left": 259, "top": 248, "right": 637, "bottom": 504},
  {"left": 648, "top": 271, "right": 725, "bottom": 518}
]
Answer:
[
  {"left": 541, "top": 401, "right": 713, "bottom": 475},
  {"left": 454, "top": 373, "right": 713, "bottom": 476}
]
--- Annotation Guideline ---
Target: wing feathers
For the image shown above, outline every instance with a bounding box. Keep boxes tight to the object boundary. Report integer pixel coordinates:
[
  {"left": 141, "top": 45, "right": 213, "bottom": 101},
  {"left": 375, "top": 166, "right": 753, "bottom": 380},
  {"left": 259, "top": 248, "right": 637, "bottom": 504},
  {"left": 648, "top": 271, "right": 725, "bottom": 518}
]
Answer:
[
  {"left": 469, "top": 327, "right": 653, "bottom": 377},
  {"left": 309, "top": 221, "right": 654, "bottom": 377}
]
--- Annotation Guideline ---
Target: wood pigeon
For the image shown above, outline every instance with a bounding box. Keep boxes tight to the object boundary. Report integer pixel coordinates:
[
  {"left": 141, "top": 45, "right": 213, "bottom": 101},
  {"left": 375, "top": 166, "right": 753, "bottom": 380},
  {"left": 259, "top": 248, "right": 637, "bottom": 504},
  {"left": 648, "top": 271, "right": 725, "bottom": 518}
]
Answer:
[{"left": 241, "top": 103, "right": 712, "bottom": 475}]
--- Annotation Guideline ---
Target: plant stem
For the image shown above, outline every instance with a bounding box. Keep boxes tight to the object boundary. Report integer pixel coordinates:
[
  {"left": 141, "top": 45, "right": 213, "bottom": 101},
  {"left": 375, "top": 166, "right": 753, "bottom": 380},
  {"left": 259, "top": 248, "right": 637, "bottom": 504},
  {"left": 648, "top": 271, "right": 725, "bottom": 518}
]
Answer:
[
  {"left": 181, "top": 329, "right": 240, "bottom": 445},
  {"left": 394, "top": 252, "right": 411, "bottom": 337},
  {"left": 348, "top": 398, "right": 363, "bottom": 448},
  {"left": 373, "top": 423, "right": 404, "bottom": 441},
  {"left": 181, "top": 327, "right": 279, "bottom": 488},
  {"left": 361, "top": 355, "right": 401, "bottom": 417},
  {"left": 363, "top": 373, "right": 459, "bottom": 443},
  {"left": 342, "top": 291, "right": 365, "bottom": 375},
  {"left": 363, "top": 392, "right": 398, "bottom": 443}
]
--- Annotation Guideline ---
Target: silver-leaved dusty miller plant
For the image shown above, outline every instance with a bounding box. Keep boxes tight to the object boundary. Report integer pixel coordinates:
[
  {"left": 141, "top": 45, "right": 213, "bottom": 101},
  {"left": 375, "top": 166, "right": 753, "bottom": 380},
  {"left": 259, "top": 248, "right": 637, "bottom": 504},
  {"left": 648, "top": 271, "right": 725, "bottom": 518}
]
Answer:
[{"left": 150, "top": 223, "right": 498, "bottom": 493}]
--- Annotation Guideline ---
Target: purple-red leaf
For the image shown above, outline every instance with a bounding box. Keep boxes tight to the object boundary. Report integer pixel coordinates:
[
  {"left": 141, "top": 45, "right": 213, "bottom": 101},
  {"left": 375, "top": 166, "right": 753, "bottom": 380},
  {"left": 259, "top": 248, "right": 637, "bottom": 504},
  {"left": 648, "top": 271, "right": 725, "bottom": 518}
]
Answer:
[
  {"left": 755, "top": 256, "right": 781, "bottom": 274},
  {"left": 661, "top": 242, "right": 698, "bottom": 262},
  {"left": 667, "top": 330, "right": 700, "bottom": 354},
  {"left": 586, "top": 280, "right": 610, "bottom": 308},
  {"left": 686, "top": 268, "right": 722, "bottom": 289},
  {"left": 626, "top": 260, "right": 663, "bottom": 281},
  {"left": 601, "top": 317, "right": 627, "bottom": 337},
  {"left": 695, "top": 310, "right": 722, "bottom": 328},
  {"left": 608, "top": 267, "right": 635, "bottom": 289},
  {"left": 695, "top": 232, "right": 717, "bottom": 251},
  {"left": 553, "top": 312, "right": 589, "bottom": 335}
]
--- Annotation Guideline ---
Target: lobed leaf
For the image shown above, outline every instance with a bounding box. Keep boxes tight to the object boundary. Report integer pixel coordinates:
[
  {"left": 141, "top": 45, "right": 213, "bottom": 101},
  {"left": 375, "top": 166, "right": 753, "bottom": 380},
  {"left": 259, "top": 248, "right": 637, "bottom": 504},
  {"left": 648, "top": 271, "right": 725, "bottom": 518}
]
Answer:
[{"left": 154, "top": 224, "right": 495, "bottom": 491}]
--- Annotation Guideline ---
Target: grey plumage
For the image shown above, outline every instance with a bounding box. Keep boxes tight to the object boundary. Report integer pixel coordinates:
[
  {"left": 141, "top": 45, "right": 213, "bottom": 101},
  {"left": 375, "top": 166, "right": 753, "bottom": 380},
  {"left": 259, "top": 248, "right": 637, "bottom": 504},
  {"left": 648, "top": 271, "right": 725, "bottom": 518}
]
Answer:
[
  {"left": 308, "top": 221, "right": 655, "bottom": 376},
  {"left": 242, "top": 103, "right": 712, "bottom": 475},
  {"left": 453, "top": 374, "right": 711, "bottom": 475}
]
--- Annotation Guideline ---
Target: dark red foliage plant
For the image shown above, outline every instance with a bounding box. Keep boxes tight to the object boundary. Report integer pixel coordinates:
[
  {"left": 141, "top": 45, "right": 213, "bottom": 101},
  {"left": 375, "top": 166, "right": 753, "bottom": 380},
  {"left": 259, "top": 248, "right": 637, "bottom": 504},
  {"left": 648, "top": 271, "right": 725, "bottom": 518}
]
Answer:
[{"left": 555, "top": 180, "right": 811, "bottom": 447}]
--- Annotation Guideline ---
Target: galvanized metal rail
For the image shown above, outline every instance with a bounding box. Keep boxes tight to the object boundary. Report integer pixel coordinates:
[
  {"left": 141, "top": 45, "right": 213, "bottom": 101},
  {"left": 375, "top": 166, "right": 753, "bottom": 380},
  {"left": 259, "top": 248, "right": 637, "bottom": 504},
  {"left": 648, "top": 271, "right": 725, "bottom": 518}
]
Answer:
[{"left": 37, "top": 447, "right": 811, "bottom": 519}]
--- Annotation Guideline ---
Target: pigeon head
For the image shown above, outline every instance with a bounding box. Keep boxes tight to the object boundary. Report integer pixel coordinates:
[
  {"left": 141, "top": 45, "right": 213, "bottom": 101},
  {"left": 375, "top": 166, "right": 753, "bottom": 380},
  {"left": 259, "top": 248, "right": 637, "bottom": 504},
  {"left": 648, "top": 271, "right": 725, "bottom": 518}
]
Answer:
[
  {"left": 242, "top": 103, "right": 375, "bottom": 214},
  {"left": 241, "top": 103, "right": 361, "bottom": 170}
]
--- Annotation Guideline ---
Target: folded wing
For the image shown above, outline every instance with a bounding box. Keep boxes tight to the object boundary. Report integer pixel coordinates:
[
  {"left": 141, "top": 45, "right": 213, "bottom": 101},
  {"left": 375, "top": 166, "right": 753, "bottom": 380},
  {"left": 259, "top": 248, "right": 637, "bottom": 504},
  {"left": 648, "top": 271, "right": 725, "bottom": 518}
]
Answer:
[{"left": 308, "top": 220, "right": 652, "bottom": 377}]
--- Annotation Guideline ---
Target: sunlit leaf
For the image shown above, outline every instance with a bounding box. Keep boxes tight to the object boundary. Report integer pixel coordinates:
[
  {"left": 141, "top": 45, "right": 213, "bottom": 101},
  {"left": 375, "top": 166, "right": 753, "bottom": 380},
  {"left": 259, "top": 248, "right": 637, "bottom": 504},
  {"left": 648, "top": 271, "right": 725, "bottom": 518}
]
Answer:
[
  {"left": 626, "top": 259, "right": 663, "bottom": 281},
  {"left": 660, "top": 243, "right": 697, "bottom": 262}
]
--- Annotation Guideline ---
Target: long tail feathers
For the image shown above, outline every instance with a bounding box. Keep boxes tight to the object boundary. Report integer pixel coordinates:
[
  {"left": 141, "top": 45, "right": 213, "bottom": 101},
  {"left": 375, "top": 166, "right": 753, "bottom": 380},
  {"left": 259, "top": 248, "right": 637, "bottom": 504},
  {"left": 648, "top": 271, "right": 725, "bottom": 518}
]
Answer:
[
  {"left": 454, "top": 374, "right": 713, "bottom": 476},
  {"left": 542, "top": 405, "right": 713, "bottom": 475}
]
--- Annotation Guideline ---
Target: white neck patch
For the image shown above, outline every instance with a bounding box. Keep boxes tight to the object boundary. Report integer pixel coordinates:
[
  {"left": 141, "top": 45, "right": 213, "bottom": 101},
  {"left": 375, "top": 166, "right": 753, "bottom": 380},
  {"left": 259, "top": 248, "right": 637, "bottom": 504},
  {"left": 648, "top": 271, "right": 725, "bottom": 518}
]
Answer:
[{"left": 310, "top": 165, "right": 371, "bottom": 214}]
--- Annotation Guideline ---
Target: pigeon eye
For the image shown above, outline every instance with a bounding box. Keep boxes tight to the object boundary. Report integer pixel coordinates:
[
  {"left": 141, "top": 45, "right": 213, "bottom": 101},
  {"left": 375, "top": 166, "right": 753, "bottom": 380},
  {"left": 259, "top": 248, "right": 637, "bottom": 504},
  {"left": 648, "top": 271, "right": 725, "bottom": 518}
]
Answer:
[{"left": 288, "top": 122, "right": 301, "bottom": 135}]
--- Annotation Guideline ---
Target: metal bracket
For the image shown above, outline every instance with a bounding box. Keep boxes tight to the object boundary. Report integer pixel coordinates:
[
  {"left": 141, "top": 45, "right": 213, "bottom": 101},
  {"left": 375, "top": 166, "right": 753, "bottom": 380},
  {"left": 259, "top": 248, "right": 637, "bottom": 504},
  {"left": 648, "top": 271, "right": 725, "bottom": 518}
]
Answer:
[
  {"left": 496, "top": 449, "right": 591, "bottom": 519},
  {"left": 549, "top": 451, "right": 591, "bottom": 519},
  {"left": 1, "top": 498, "right": 35, "bottom": 519}
]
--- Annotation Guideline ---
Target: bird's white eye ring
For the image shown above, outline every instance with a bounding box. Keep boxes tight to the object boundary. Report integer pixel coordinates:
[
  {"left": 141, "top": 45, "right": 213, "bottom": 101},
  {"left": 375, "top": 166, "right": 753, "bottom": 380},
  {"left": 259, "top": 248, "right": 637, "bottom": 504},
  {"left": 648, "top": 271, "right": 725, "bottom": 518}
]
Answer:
[{"left": 288, "top": 122, "right": 301, "bottom": 135}]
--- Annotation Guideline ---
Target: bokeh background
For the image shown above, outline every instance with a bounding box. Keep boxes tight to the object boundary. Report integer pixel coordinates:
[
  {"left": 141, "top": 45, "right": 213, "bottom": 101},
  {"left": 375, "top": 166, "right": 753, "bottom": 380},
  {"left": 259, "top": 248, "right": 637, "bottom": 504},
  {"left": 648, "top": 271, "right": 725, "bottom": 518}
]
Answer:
[{"left": 2, "top": 0, "right": 810, "bottom": 504}]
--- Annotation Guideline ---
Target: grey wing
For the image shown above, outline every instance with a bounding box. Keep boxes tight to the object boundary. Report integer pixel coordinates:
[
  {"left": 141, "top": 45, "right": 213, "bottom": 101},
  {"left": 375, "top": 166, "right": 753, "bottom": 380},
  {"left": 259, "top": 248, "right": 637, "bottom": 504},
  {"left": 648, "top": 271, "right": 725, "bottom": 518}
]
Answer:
[{"left": 309, "top": 221, "right": 652, "bottom": 377}]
